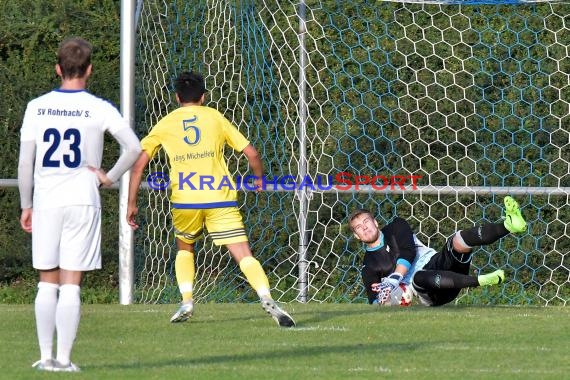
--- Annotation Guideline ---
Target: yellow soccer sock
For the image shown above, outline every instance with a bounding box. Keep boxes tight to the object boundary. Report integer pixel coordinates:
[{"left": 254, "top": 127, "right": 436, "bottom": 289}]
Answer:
[
  {"left": 175, "top": 250, "right": 195, "bottom": 303},
  {"left": 239, "top": 256, "right": 271, "bottom": 298}
]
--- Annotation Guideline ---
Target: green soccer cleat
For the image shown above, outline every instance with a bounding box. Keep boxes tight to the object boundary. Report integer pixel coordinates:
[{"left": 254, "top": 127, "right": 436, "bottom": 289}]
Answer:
[
  {"left": 503, "top": 196, "right": 527, "bottom": 234},
  {"left": 170, "top": 301, "right": 194, "bottom": 323},
  {"left": 261, "top": 298, "right": 296, "bottom": 328},
  {"left": 478, "top": 269, "right": 505, "bottom": 287}
]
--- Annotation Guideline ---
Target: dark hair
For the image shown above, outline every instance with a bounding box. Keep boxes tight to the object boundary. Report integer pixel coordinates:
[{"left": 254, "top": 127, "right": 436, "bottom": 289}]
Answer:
[
  {"left": 175, "top": 71, "right": 206, "bottom": 103},
  {"left": 57, "top": 37, "right": 92, "bottom": 79},
  {"left": 347, "top": 209, "right": 374, "bottom": 232}
]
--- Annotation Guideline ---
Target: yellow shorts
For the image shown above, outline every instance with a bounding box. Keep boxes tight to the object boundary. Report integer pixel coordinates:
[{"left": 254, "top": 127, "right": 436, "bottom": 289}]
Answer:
[{"left": 172, "top": 207, "right": 248, "bottom": 246}]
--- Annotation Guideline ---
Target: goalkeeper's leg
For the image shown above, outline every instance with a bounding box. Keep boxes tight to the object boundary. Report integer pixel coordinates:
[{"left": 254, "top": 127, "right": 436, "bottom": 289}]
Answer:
[
  {"left": 455, "top": 196, "right": 527, "bottom": 250},
  {"left": 413, "top": 269, "right": 504, "bottom": 290},
  {"left": 412, "top": 232, "right": 506, "bottom": 306},
  {"left": 412, "top": 269, "right": 504, "bottom": 306}
]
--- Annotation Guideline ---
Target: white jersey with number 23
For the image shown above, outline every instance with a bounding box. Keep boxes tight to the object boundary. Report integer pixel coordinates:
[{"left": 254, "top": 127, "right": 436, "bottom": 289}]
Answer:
[{"left": 20, "top": 89, "right": 129, "bottom": 210}]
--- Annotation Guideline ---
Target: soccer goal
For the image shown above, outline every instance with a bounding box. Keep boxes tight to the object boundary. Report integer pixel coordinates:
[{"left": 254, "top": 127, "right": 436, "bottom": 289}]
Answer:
[{"left": 125, "top": 0, "right": 569, "bottom": 306}]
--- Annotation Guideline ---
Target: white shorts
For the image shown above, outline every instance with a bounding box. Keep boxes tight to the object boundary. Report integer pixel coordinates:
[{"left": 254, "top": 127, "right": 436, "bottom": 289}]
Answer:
[{"left": 32, "top": 206, "right": 101, "bottom": 271}]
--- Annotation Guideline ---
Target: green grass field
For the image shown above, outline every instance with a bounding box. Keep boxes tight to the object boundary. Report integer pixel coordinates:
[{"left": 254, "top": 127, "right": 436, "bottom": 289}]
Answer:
[{"left": 1, "top": 303, "right": 568, "bottom": 380}]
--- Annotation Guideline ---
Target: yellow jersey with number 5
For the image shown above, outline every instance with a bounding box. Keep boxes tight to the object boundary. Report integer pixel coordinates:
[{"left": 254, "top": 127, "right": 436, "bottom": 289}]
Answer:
[{"left": 141, "top": 105, "right": 249, "bottom": 208}]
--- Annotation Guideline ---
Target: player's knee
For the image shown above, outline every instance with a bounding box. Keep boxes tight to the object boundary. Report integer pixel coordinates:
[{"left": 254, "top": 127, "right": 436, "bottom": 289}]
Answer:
[
  {"left": 413, "top": 270, "right": 429, "bottom": 288},
  {"left": 237, "top": 255, "right": 257, "bottom": 269},
  {"left": 452, "top": 231, "right": 471, "bottom": 253},
  {"left": 177, "top": 250, "right": 194, "bottom": 257}
]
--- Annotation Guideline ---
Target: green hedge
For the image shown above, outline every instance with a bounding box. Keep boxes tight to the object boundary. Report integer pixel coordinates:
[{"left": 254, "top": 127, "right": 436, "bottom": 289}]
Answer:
[{"left": 0, "top": 0, "right": 122, "bottom": 302}]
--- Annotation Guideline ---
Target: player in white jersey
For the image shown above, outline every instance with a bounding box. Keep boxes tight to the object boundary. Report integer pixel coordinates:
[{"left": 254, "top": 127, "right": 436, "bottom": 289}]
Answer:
[
  {"left": 17, "top": 37, "right": 141, "bottom": 372},
  {"left": 348, "top": 196, "right": 527, "bottom": 306}
]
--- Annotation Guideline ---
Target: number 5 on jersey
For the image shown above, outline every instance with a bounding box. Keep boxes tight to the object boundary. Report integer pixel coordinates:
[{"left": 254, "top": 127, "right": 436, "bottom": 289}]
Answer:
[{"left": 183, "top": 117, "right": 200, "bottom": 145}]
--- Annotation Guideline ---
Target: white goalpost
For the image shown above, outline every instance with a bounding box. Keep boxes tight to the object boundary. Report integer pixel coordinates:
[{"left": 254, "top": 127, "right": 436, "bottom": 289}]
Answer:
[{"left": 118, "top": 0, "right": 137, "bottom": 305}]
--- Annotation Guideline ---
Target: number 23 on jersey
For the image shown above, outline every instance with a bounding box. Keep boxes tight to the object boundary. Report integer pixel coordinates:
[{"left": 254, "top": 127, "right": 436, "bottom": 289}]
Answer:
[{"left": 42, "top": 128, "right": 82, "bottom": 168}]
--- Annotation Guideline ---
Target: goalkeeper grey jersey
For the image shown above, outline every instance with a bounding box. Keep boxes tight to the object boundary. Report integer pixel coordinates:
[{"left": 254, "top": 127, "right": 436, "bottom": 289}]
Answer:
[{"left": 402, "top": 234, "right": 437, "bottom": 284}]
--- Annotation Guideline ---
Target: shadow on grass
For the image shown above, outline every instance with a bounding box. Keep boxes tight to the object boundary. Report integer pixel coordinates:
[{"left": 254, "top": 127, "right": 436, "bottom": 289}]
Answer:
[
  {"left": 136, "top": 303, "right": 511, "bottom": 328},
  {"left": 161, "top": 302, "right": 400, "bottom": 326},
  {"left": 86, "top": 339, "right": 434, "bottom": 370}
]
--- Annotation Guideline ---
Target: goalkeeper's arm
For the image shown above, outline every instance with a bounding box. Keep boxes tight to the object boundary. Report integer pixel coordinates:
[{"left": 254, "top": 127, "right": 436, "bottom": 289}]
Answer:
[
  {"left": 384, "top": 239, "right": 413, "bottom": 284},
  {"left": 379, "top": 219, "right": 418, "bottom": 303},
  {"left": 386, "top": 217, "right": 417, "bottom": 268},
  {"left": 362, "top": 266, "right": 382, "bottom": 304}
]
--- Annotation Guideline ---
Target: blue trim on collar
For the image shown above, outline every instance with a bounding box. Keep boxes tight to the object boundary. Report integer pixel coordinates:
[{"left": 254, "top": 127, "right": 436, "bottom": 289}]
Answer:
[
  {"left": 365, "top": 233, "right": 384, "bottom": 251},
  {"left": 55, "top": 88, "right": 86, "bottom": 93}
]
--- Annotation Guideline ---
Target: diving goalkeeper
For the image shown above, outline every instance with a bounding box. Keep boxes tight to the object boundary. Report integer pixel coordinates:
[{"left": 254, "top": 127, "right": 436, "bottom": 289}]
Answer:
[{"left": 348, "top": 196, "right": 527, "bottom": 306}]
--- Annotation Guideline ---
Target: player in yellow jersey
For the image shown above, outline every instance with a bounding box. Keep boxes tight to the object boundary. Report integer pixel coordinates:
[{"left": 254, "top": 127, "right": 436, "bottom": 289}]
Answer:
[{"left": 127, "top": 71, "right": 294, "bottom": 327}]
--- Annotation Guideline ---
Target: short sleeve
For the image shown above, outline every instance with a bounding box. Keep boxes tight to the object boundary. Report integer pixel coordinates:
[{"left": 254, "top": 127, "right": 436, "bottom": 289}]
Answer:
[
  {"left": 220, "top": 114, "right": 250, "bottom": 152},
  {"left": 101, "top": 101, "right": 130, "bottom": 135},
  {"left": 140, "top": 129, "right": 162, "bottom": 159}
]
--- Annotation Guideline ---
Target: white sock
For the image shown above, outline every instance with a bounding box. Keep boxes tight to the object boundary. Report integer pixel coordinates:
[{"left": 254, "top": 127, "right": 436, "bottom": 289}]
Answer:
[
  {"left": 35, "top": 282, "right": 59, "bottom": 362},
  {"left": 55, "top": 284, "right": 81, "bottom": 366},
  {"left": 257, "top": 289, "right": 271, "bottom": 300}
]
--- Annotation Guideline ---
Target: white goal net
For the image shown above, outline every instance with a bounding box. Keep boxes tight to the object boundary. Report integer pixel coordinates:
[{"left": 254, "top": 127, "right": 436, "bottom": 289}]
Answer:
[{"left": 132, "top": 0, "right": 569, "bottom": 305}]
